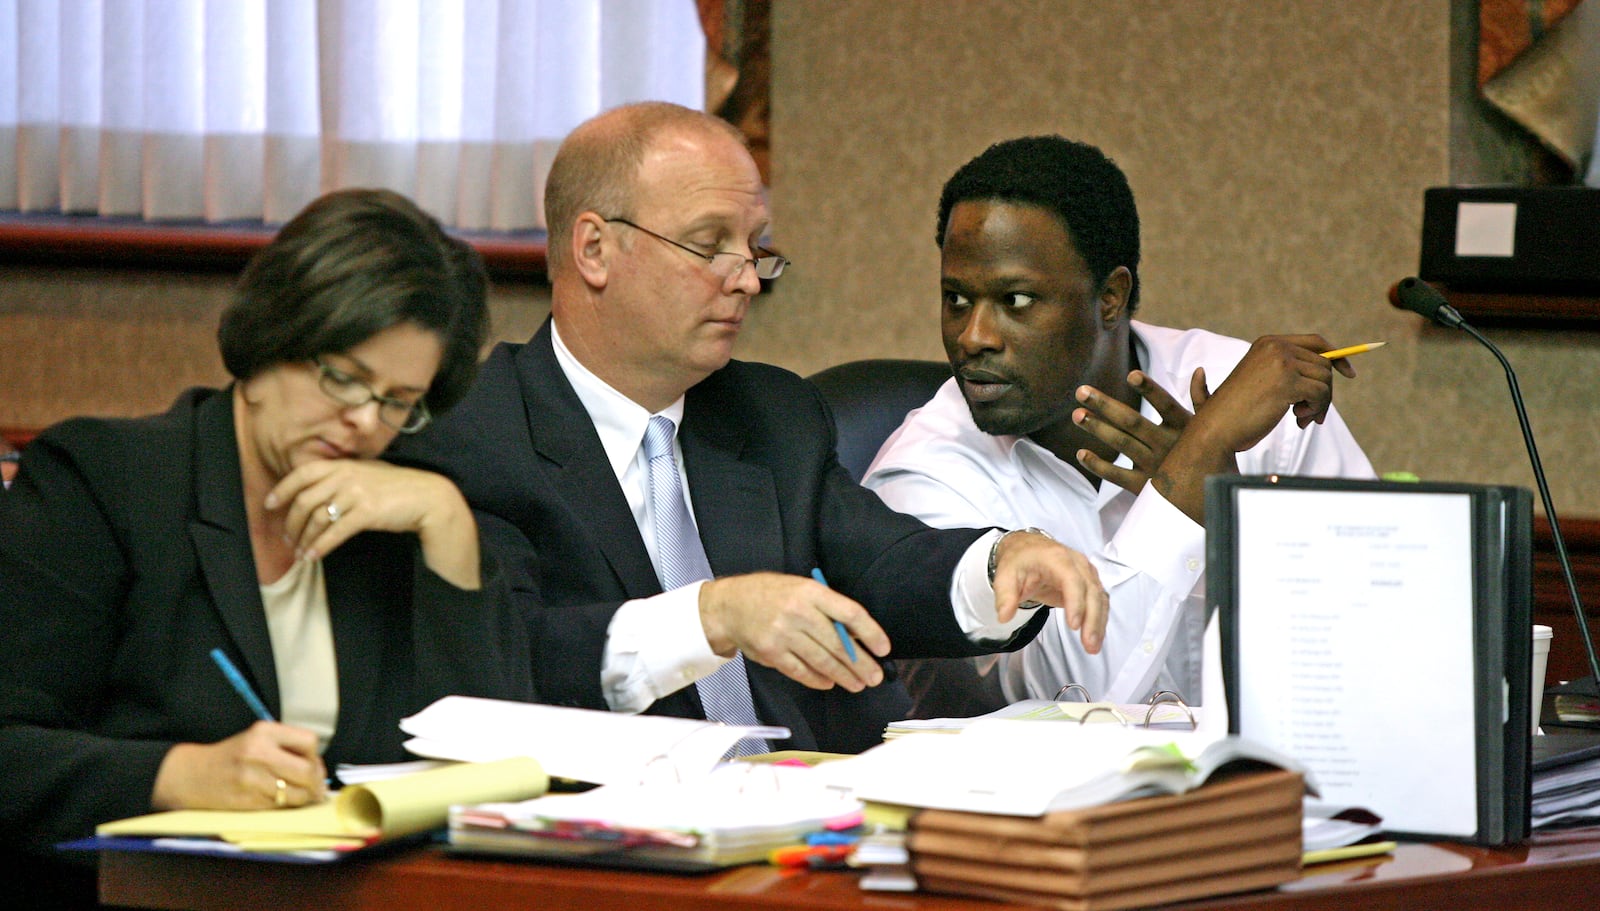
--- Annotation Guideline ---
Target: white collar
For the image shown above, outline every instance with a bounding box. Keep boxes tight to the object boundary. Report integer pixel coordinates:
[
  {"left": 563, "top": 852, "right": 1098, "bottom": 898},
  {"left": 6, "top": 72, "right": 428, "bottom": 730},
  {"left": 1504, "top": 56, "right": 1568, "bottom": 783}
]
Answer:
[{"left": 551, "top": 320, "right": 687, "bottom": 479}]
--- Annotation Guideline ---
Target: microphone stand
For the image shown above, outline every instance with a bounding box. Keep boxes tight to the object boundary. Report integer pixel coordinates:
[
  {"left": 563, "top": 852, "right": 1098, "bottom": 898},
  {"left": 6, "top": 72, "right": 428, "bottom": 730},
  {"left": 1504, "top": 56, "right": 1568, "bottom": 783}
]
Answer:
[
  {"left": 1455, "top": 320, "right": 1600, "bottom": 694},
  {"left": 1397, "top": 278, "right": 1600, "bottom": 696}
]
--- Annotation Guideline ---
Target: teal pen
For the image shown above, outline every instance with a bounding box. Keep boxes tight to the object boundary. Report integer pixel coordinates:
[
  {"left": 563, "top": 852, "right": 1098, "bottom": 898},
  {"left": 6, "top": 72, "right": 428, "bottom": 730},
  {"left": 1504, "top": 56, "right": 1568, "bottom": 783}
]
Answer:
[
  {"left": 811, "top": 568, "right": 858, "bottom": 662},
  {"left": 209, "top": 647, "right": 275, "bottom": 721}
]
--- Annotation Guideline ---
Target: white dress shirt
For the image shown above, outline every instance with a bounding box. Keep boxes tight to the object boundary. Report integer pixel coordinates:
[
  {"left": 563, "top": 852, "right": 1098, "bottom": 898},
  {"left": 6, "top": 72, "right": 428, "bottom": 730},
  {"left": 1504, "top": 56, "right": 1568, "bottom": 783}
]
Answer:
[
  {"left": 549, "top": 322, "right": 1032, "bottom": 714},
  {"left": 864, "top": 321, "right": 1376, "bottom": 706}
]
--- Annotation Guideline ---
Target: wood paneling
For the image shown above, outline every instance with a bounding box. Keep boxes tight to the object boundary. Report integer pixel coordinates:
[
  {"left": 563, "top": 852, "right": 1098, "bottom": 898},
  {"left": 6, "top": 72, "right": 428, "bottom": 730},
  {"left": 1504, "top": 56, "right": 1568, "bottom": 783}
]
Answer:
[{"left": 1534, "top": 516, "right": 1600, "bottom": 682}]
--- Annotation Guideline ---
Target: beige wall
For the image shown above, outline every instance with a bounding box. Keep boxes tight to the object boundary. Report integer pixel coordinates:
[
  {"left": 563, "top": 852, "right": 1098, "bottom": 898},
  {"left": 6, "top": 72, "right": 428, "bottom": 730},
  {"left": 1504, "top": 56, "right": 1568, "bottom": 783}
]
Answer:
[
  {"left": 0, "top": 263, "right": 551, "bottom": 426},
  {"left": 3, "top": 0, "right": 1598, "bottom": 514},
  {"left": 742, "top": 0, "right": 1600, "bottom": 514}
]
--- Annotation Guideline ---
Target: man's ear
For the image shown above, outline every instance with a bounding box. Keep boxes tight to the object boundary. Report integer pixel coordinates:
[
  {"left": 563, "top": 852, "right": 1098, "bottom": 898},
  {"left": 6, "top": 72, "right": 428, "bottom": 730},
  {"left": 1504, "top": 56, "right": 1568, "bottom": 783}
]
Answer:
[
  {"left": 571, "top": 212, "right": 611, "bottom": 290},
  {"left": 1099, "top": 266, "right": 1133, "bottom": 328}
]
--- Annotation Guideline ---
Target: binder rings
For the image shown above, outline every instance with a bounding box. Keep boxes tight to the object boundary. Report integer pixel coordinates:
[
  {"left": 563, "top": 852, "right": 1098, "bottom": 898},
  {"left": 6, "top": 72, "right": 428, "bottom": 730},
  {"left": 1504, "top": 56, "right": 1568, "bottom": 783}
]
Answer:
[{"left": 1206, "top": 475, "right": 1532, "bottom": 845}]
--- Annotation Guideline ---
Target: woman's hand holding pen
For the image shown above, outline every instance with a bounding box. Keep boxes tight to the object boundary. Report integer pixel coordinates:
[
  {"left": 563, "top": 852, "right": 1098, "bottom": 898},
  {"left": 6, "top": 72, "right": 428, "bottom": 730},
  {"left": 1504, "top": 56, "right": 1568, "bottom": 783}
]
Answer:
[
  {"left": 150, "top": 722, "right": 328, "bottom": 811},
  {"left": 265, "top": 459, "right": 481, "bottom": 589}
]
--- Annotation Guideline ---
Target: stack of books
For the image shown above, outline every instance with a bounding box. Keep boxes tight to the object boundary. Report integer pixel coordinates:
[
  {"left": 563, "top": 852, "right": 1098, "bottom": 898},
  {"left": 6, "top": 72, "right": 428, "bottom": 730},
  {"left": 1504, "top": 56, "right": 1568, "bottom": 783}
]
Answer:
[
  {"left": 906, "top": 769, "right": 1303, "bottom": 910},
  {"left": 821, "top": 720, "right": 1309, "bottom": 909}
]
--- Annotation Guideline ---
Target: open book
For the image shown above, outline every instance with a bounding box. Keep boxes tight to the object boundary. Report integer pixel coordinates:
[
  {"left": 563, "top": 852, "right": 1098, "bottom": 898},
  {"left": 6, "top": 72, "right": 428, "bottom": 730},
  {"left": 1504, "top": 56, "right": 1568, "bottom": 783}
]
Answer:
[
  {"left": 92, "top": 757, "right": 546, "bottom": 856},
  {"left": 819, "top": 719, "right": 1310, "bottom": 817},
  {"left": 449, "top": 763, "right": 862, "bottom": 871}
]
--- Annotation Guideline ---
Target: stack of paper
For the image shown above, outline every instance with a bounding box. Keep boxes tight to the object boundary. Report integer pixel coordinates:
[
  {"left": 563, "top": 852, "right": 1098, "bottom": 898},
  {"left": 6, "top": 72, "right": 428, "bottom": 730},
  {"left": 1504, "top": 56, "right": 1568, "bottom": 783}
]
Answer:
[
  {"left": 448, "top": 764, "right": 861, "bottom": 871},
  {"left": 822, "top": 720, "right": 1309, "bottom": 817},
  {"left": 1531, "top": 732, "right": 1600, "bottom": 828},
  {"left": 399, "top": 695, "right": 789, "bottom": 784},
  {"left": 851, "top": 828, "right": 916, "bottom": 891}
]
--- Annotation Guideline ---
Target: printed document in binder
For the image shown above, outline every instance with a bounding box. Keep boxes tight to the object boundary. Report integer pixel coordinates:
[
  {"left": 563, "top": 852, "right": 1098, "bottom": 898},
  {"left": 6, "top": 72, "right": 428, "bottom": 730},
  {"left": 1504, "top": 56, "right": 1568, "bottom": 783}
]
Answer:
[
  {"left": 398, "top": 696, "right": 790, "bottom": 785},
  {"left": 1207, "top": 475, "right": 1532, "bottom": 845}
]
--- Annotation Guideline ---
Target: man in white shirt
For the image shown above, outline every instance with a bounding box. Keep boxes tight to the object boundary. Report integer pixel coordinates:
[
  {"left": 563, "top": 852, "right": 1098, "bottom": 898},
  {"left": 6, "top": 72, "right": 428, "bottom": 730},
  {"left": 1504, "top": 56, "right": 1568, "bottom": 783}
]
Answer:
[
  {"left": 864, "top": 136, "right": 1375, "bottom": 712},
  {"left": 393, "top": 104, "right": 1110, "bottom": 754}
]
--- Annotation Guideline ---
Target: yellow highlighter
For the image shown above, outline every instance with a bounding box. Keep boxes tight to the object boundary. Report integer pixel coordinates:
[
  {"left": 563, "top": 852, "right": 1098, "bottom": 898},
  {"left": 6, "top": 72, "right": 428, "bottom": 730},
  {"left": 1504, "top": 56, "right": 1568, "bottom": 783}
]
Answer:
[{"left": 1320, "top": 342, "right": 1386, "bottom": 360}]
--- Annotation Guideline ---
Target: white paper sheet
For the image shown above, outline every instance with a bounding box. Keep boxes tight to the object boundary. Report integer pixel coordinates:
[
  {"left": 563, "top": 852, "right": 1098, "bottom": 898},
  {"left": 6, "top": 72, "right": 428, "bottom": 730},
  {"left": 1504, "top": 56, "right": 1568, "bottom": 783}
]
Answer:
[
  {"left": 398, "top": 696, "right": 790, "bottom": 785},
  {"left": 1232, "top": 487, "right": 1479, "bottom": 836}
]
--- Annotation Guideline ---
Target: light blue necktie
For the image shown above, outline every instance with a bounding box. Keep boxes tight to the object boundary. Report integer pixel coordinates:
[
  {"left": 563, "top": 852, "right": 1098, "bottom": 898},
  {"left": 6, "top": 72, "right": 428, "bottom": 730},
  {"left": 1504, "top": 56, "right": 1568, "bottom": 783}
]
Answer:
[{"left": 643, "top": 415, "right": 768, "bottom": 757}]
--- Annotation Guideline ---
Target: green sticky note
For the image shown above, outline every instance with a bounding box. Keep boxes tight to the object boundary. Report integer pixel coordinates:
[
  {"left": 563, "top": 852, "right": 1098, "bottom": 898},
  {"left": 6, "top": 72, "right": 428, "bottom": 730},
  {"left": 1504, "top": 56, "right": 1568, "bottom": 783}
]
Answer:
[{"left": 1381, "top": 471, "right": 1420, "bottom": 483}]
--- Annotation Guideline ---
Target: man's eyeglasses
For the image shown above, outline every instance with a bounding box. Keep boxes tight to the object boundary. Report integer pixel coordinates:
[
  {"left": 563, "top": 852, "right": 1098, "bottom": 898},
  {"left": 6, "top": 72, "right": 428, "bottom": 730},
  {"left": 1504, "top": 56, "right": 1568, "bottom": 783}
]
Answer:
[
  {"left": 312, "top": 357, "right": 432, "bottom": 434},
  {"left": 604, "top": 218, "right": 788, "bottom": 281}
]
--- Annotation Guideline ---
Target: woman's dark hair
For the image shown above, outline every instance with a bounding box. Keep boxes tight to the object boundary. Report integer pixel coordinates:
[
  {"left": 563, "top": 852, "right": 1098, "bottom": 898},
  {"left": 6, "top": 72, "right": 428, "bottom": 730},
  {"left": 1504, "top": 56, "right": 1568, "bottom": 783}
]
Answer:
[{"left": 218, "top": 188, "right": 489, "bottom": 412}]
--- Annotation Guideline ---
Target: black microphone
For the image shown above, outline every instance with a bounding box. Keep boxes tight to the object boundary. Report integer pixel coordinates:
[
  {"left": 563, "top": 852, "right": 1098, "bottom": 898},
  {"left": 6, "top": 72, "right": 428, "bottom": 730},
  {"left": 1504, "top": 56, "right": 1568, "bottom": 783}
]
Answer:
[{"left": 1396, "top": 277, "right": 1600, "bottom": 695}]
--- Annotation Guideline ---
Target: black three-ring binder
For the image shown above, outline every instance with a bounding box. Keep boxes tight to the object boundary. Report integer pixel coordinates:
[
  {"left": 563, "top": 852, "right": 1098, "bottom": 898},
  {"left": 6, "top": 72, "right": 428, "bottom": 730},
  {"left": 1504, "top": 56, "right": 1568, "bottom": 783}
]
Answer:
[{"left": 1206, "top": 474, "right": 1532, "bottom": 845}]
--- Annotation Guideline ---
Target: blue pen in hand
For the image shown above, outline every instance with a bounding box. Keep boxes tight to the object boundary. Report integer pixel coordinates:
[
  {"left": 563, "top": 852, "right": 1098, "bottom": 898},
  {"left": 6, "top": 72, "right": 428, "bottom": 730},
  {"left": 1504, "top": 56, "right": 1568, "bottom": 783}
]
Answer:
[
  {"left": 811, "top": 568, "right": 858, "bottom": 662},
  {"left": 209, "top": 647, "right": 275, "bottom": 722}
]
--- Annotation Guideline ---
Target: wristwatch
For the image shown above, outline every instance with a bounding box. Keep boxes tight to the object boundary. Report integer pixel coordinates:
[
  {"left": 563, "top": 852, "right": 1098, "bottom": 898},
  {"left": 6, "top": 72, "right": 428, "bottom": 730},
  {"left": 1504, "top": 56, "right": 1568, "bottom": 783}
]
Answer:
[{"left": 988, "top": 527, "right": 1054, "bottom": 609}]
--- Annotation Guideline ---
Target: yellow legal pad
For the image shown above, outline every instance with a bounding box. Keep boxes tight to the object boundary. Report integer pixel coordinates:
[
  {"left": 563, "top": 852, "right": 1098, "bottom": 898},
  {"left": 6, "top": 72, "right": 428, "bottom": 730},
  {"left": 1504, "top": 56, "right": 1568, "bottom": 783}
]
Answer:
[{"left": 97, "top": 757, "right": 547, "bottom": 853}]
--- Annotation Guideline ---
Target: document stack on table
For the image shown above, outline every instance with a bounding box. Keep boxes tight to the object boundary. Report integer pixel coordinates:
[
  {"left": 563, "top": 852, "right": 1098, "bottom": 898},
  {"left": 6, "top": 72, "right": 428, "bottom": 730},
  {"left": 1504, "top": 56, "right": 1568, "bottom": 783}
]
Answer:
[
  {"left": 76, "top": 696, "right": 790, "bottom": 864},
  {"left": 448, "top": 763, "right": 863, "bottom": 871},
  {"left": 1531, "top": 731, "right": 1600, "bottom": 829},
  {"left": 819, "top": 720, "right": 1309, "bottom": 911}
]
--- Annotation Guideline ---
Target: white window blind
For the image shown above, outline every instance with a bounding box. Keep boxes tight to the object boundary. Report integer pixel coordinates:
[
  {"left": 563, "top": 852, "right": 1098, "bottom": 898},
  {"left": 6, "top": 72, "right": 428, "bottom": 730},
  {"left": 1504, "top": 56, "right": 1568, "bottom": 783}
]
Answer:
[{"left": 0, "top": 0, "right": 705, "bottom": 229}]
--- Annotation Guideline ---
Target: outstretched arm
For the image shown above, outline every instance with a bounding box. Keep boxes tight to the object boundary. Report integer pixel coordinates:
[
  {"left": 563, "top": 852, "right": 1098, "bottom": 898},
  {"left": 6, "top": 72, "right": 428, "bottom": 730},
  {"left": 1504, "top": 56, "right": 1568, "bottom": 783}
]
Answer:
[{"left": 989, "top": 530, "right": 1109, "bottom": 654}]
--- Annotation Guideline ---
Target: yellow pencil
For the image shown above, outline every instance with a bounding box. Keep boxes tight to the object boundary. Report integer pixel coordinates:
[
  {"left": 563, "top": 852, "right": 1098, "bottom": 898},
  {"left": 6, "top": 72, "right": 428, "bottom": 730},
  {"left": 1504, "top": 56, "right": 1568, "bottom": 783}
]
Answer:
[
  {"left": 1320, "top": 341, "right": 1386, "bottom": 360},
  {"left": 1302, "top": 840, "right": 1398, "bottom": 866}
]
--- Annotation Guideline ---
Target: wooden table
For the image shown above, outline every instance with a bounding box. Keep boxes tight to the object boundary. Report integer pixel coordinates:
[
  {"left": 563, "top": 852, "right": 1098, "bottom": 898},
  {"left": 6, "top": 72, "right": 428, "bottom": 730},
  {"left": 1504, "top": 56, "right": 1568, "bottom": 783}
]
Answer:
[{"left": 100, "top": 827, "right": 1600, "bottom": 911}]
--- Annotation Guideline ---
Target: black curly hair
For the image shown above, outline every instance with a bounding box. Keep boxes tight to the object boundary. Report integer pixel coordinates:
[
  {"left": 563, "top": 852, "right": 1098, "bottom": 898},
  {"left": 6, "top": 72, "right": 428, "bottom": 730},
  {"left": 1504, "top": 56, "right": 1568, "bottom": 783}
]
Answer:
[{"left": 937, "top": 135, "right": 1141, "bottom": 312}]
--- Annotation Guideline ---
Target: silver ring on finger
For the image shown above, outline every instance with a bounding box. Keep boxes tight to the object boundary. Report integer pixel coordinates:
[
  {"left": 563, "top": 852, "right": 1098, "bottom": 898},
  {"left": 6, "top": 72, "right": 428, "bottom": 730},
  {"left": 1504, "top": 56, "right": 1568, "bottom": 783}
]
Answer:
[{"left": 325, "top": 502, "right": 342, "bottom": 523}]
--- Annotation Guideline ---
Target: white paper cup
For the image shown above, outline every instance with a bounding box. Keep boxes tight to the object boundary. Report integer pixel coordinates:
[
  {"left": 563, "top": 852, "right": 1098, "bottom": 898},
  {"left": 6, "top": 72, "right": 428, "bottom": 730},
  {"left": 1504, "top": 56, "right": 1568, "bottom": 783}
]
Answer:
[{"left": 1533, "top": 625, "right": 1553, "bottom": 733}]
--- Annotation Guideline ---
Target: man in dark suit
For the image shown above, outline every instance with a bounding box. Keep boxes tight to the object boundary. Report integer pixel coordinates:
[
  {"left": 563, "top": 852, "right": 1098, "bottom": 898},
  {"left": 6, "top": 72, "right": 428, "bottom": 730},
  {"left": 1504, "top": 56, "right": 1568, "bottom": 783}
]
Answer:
[{"left": 392, "top": 102, "right": 1109, "bottom": 754}]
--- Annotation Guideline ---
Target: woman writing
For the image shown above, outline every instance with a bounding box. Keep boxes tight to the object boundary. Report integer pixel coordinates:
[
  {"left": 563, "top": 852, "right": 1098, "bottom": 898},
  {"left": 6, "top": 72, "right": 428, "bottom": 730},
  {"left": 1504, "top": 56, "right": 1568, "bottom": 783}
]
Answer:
[{"left": 0, "top": 188, "right": 533, "bottom": 906}]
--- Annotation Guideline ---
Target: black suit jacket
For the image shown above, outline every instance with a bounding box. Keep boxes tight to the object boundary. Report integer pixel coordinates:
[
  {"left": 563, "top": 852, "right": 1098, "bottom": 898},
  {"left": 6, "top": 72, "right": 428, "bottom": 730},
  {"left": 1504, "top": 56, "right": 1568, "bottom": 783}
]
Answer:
[
  {"left": 0, "top": 388, "right": 533, "bottom": 860},
  {"left": 391, "top": 319, "right": 1043, "bottom": 754}
]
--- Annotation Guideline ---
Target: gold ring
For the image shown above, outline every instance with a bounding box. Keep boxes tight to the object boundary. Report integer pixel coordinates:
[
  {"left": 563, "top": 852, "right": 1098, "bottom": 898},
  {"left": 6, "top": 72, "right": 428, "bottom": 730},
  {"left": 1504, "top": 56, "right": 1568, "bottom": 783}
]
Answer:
[{"left": 274, "top": 778, "right": 288, "bottom": 808}]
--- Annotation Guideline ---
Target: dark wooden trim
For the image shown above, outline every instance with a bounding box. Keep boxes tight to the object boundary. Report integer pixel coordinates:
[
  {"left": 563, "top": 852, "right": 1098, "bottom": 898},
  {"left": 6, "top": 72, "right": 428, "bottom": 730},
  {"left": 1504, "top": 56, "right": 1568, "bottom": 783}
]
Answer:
[
  {"left": 1387, "top": 280, "right": 1600, "bottom": 328},
  {"left": 1534, "top": 515, "right": 1600, "bottom": 682},
  {"left": 0, "top": 427, "right": 36, "bottom": 451},
  {"left": 94, "top": 830, "right": 1600, "bottom": 911},
  {"left": 0, "top": 214, "right": 547, "bottom": 282}
]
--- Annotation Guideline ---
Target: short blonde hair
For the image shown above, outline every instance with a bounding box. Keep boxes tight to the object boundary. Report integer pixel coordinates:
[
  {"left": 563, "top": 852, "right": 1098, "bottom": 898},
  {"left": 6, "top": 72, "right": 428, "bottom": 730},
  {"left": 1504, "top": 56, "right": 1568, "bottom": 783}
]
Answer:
[{"left": 543, "top": 102, "right": 746, "bottom": 276}]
